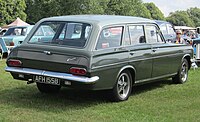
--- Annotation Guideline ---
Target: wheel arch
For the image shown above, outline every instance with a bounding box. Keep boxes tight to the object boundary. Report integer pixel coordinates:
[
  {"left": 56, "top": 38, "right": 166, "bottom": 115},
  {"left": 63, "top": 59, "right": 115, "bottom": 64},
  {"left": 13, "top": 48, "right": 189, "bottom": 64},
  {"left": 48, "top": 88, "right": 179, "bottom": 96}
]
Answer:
[
  {"left": 182, "top": 54, "right": 192, "bottom": 70},
  {"left": 116, "top": 65, "right": 136, "bottom": 85}
]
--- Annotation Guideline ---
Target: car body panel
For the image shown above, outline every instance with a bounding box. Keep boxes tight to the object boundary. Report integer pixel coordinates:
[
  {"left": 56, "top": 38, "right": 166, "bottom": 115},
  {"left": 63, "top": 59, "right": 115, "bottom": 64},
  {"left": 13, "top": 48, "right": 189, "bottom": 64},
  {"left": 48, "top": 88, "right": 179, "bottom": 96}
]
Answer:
[{"left": 5, "top": 15, "right": 193, "bottom": 90}]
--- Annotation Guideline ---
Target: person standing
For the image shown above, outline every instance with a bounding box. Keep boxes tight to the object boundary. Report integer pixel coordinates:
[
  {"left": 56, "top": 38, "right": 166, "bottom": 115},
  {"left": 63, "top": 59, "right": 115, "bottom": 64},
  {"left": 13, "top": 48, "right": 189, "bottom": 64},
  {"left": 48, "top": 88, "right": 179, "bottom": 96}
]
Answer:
[{"left": 175, "top": 30, "right": 185, "bottom": 44}]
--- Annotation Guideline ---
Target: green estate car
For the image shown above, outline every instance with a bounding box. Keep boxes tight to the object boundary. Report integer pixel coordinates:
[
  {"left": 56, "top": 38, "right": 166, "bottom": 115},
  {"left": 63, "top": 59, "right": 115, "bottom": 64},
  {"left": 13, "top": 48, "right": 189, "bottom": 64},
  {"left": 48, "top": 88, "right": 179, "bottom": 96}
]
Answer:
[{"left": 5, "top": 15, "right": 193, "bottom": 102}]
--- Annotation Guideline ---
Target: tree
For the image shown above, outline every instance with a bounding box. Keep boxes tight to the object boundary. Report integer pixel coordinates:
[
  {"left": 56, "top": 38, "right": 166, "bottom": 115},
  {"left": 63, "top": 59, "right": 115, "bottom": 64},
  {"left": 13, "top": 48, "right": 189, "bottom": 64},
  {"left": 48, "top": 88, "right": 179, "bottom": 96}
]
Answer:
[
  {"left": 0, "top": 0, "right": 27, "bottom": 26},
  {"left": 144, "top": 2, "right": 165, "bottom": 20},
  {"left": 25, "top": 0, "right": 106, "bottom": 24},
  {"left": 166, "top": 11, "right": 195, "bottom": 27},
  {"left": 105, "top": 0, "right": 151, "bottom": 18},
  {"left": 25, "top": 0, "right": 59, "bottom": 24},
  {"left": 187, "top": 7, "right": 200, "bottom": 27},
  {"left": 59, "top": 0, "right": 105, "bottom": 15}
]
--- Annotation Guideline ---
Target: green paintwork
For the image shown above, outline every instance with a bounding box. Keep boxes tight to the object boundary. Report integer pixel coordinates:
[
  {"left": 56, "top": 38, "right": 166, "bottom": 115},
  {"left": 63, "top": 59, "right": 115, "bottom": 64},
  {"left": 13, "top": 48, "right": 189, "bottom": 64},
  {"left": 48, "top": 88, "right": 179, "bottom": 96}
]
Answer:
[{"left": 6, "top": 15, "right": 193, "bottom": 90}]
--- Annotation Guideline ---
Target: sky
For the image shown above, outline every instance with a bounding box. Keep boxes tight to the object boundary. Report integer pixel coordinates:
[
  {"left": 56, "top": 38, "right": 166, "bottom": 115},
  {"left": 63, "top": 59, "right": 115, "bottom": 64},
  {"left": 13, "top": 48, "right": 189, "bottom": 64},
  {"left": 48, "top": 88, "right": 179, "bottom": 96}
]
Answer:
[{"left": 143, "top": 0, "right": 200, "bottom": 17}]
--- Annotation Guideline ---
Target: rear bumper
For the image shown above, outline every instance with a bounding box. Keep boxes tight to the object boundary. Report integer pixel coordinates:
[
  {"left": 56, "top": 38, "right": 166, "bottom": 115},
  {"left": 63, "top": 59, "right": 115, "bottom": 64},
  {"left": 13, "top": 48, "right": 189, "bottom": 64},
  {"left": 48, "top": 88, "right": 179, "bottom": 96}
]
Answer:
[{"left": 5, "top": 67, "right": 99, "bottom": 84}]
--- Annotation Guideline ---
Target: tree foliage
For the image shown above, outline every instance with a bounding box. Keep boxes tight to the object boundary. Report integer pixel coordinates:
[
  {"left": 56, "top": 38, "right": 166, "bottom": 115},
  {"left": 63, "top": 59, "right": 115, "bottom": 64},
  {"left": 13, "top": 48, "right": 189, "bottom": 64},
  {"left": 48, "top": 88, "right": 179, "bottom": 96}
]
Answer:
[
  {"left": 105, "top": 0, "right": 151, "bottom": 18},
  {"left": 144, "top": 2, "right": 165, "bottom": 20},
  {"left": 187, "top": 7, "right": 200, "bottom": 27},
  {"left": 25, "top": 0, "right": 59, "bottom": 24},
  {"left": 26, "top": 0, "right": 153, "bottom": 24},
  {"left": 25, "top": 0, "right": 106, "bottom": 24},
  {"left": 0, "top": 0, "right": 26, "bottom": 26},
  {"left": 167, "top": 7, "right": 200, "bottom": 27}
]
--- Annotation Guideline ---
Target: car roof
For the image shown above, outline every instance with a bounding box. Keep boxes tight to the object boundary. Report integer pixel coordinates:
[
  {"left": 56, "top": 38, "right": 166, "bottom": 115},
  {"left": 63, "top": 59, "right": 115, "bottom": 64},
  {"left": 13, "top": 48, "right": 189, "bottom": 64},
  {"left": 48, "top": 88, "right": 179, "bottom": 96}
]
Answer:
[
  {"left": 40, "top": 15, "right": 156, "bottom": 26},
  {"left": 155, "top": 20, "right": 172, "bottom": 26},
  {"left": 8, "top": 25, "right": 34, "bottom": 29}
]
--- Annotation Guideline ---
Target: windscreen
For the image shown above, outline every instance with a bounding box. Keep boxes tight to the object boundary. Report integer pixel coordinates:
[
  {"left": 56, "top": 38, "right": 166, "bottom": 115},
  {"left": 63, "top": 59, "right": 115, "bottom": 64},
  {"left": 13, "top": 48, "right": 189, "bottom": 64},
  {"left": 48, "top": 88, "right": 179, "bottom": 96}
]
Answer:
[
  {"left": 28, "top": 21, "right": 92, "bottom": 48},
  {"left": 4, "top": 27, "right": 27, "bottom": 36}
]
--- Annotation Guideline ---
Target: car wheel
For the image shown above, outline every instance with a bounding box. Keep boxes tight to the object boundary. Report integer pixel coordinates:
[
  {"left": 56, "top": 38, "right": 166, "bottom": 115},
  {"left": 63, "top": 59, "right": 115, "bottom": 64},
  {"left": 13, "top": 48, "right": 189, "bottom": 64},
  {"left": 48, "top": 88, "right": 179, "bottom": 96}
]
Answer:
[
  {"left": 111, "top": 70, "right": 132, "bottom": 102},
  {"left": 36, "top": 82, "right": 61, "bottom": 93},
  {"left": 172, "top": 59, "right": 189, "bottom": 84}
]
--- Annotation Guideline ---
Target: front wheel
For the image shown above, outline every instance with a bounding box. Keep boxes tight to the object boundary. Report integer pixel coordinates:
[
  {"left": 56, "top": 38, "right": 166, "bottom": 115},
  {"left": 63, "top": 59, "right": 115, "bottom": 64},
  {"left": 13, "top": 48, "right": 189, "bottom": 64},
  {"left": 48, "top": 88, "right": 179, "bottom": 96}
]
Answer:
[
  {"left": 110, "top": 70, "right": 132, "bottom": 102},
  {"left": 36, "top": 82, "right": 61, "bottom": 93},
  {"left": 172, "top": 59, "right": 189, "bottom": 84}
]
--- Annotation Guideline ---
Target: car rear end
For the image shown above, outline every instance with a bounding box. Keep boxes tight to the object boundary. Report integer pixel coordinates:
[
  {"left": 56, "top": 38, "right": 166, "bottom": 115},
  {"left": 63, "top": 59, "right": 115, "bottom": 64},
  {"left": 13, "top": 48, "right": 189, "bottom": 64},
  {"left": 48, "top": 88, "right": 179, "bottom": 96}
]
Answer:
[{"left": 5, "top": 19, "right": 99, "bottom": 91}]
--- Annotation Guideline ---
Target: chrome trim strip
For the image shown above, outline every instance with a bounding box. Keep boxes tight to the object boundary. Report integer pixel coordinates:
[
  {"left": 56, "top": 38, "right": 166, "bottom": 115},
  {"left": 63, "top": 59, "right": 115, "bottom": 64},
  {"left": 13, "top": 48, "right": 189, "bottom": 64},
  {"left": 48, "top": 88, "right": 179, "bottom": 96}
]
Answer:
[
  {"left": 5, "top": 67, "right": 99, "bottom": 84},
  {"left": 135, "top": 73, "right": 177, "bottom": 83}
]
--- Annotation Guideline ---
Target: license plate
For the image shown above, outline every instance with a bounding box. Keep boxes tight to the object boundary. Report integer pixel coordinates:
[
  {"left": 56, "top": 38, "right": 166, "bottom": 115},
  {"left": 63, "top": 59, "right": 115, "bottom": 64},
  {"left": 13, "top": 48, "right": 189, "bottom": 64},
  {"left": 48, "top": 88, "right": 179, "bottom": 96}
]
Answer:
[{"left": 34, "top": 75, "right": 60, "bottom": 85}]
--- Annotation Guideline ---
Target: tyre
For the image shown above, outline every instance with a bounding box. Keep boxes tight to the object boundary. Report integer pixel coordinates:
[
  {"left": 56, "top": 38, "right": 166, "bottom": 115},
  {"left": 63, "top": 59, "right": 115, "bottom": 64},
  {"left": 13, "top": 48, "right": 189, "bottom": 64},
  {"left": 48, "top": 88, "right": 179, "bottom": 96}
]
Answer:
[
  {"left": 36, "top": 82, "right": 61, "bottom": 93},
  {"left": 110, "top": 70, "right": 132, "bottom": 102},
  {"left": 172, "top": 59, "right": 189, "bottom": 84}
]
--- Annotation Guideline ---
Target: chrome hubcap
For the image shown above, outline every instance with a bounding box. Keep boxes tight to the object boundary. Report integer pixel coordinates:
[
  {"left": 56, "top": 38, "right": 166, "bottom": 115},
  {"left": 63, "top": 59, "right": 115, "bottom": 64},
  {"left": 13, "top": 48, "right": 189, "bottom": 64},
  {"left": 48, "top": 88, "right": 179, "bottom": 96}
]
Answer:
[
  {"left": 181, "top": 62, "right": 188, "bottom": 82},
  {"left": 117, "top": 73, "right": 130, "bottom": 99}
]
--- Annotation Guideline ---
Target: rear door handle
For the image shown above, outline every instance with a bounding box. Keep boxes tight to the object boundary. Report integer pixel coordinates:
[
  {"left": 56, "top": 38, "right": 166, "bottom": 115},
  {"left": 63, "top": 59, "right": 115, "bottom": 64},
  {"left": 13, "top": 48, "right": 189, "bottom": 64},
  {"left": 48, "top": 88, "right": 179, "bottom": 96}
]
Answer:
[
  {"left": 152, "top": 48, "right": 159, "bottom": 52},
  {"left": 130, "top": 52, "right": 134, "bottom": 55},
  {"left": 115, "top": 47, "right": 127, "bottom": 51}
]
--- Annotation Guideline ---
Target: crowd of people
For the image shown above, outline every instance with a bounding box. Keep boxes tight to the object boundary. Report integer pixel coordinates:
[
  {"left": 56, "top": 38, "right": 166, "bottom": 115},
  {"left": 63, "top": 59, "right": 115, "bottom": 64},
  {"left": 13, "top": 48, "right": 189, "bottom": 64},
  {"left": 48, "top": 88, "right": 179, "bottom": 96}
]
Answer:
[{"left": 175, "top": 29, "right": 199, "bottom": 45}]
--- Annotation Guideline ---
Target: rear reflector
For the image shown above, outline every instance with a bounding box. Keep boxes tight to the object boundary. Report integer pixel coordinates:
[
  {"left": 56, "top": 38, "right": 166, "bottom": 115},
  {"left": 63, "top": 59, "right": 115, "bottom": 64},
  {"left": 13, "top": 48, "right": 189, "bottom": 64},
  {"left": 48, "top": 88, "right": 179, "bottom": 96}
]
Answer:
[
  {"left": 10, "top": 42, "right": 14, "bottom": 46},
  {"left": 70, "top": 67, "right": 87, "bottom": 75},
  {"left": 8, "top": 59, "right": 22, "bottom": 67}
]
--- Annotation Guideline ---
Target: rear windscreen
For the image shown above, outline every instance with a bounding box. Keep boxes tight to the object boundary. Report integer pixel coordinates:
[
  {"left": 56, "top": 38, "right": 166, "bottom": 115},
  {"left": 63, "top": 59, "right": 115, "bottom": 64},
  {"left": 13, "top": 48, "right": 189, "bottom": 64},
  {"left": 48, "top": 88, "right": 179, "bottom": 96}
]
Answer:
[{"left": 28, "top": 21, "right": 92, "bottom": 48}]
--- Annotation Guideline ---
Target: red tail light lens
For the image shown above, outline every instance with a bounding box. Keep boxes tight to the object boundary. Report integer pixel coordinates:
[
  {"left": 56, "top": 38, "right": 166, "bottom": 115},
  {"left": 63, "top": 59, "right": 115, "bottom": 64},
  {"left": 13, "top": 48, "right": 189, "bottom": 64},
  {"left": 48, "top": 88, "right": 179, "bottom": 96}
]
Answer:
[
  {"left": 8, "top": 59, "right": 22, "bottom": 67},
  {"left": 70, "top": 67, "right": 87, "bottom": 75},
  {"left": 10, "top": 42, "right": 14, "bottom": 46}
]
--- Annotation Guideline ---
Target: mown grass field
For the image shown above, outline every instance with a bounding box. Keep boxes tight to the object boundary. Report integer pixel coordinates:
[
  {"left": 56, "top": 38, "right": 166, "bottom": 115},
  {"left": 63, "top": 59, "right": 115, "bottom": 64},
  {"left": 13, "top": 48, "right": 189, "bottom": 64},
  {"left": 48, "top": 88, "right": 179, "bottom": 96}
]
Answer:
[{"left": 0, "top": 59, "right": 200, "bottom": 122}]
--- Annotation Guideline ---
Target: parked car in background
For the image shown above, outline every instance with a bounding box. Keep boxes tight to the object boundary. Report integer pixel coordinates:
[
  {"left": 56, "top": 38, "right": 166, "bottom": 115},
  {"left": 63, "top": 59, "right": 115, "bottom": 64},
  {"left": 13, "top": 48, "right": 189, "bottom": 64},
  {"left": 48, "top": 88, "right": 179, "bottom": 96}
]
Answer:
[
  {"left": 2, "top": 25, "right": 34, "bottom": 48},
  {"left": 0, "top": 25, "right": 55, "bottom": 53},
  {"left": 5, "top": 15, "right": 193, "bottom": 102},
  {"left": 155, "top": 20, "right": 176, "bottom": 43}
]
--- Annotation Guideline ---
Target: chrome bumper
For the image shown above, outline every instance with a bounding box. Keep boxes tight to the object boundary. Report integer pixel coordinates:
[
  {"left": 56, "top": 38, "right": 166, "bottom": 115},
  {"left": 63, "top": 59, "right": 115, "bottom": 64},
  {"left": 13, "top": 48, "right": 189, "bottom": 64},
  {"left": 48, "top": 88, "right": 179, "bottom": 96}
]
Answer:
[{"left": 5, "top": 67, "right": 99, "bottom": 84}]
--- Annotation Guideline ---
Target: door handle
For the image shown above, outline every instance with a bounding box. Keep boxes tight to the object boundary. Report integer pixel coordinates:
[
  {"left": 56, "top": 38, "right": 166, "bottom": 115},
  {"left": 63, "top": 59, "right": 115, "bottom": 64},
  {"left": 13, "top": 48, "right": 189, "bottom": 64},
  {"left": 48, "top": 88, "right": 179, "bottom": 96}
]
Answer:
[
  {"left": 115, "top": 47, "right": 127, "bottom": 51},
  {"left": 152, "top": 48, "right": 159, "bottom": 52},
  {"left": 130, "top": 52, "right": 134, "bottom": 55}
]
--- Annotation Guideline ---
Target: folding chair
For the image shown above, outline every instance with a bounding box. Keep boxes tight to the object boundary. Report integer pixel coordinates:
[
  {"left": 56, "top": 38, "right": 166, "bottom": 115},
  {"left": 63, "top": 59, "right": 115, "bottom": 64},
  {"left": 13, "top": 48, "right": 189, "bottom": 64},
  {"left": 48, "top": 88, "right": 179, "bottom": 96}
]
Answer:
[{"left": 0, "top": 38, "right": 9, "bottom": 60}]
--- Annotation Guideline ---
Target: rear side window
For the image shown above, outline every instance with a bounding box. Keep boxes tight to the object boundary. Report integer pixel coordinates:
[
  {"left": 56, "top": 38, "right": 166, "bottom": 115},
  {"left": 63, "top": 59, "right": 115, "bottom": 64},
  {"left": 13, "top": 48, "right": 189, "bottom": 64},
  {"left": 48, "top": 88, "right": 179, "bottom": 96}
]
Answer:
[
  {"left": 28, "top": 22, "right": 92, "bottom": 48},
  {"left": 96, "top": 27, "right": 123, "bottom": 50},
  {"left": 128, "top": 25, "right": 145, "bottom": 44},
  {"left": 145, "top": 25, "right": 162, "bottom": 43}
]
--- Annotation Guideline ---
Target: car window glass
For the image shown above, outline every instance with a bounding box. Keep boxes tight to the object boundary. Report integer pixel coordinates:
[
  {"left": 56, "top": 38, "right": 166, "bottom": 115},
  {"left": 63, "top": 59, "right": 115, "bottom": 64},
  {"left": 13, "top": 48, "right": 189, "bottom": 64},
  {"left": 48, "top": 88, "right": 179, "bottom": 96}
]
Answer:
[
  {"left": 167, "top": 24, "right": 175, "bottom": 35},
  {"left": 159, "top": 24, "right": 168, "bottom": 35},
  {"left": 29, "top": 22, "right": 91, "bottom": 48},
  {"left": 145, "top": 25, "right": 162, "bottom": 43},
  {"left": 22, "top": 28, "right": 27, "bottom": 35},
  {"left": 96, "top": 27, "right": 123, "bottom": 50},
  {"left": 128, "top": 25, "right": 145, "bottom": 44},
  {"left": 35, "top": 27, "right": 44, "bottom": 36},
  {"left": 123, "top": 28, "right": 131, "bottom": 46},
  {"left": 4, "top": 27, "right": 26, "bottom": 36},
  {"left": 58, "top": 23, "right": 91, "bottom": 40}
]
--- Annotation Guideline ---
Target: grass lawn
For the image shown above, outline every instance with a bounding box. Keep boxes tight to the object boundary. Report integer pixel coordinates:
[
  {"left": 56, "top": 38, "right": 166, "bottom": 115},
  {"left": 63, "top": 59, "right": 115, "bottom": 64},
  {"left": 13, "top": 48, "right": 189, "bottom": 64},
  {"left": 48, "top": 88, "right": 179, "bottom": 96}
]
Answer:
[{"left": 0, "top": 59, "right": 200, "bottom": 122}]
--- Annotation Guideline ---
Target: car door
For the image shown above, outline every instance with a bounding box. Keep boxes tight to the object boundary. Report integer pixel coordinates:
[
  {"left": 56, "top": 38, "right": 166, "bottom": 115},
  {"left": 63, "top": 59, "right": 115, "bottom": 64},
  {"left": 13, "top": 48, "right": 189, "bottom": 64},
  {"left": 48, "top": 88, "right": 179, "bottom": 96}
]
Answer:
[
  {"left": 92, "top": 26, "right": 130, "bottom": 88},
  {"left": 145, "top": 24, "right": 180, "bottom": 78},
  {"left": 126, "top": 24, "right": 153, "bottom": 82}
]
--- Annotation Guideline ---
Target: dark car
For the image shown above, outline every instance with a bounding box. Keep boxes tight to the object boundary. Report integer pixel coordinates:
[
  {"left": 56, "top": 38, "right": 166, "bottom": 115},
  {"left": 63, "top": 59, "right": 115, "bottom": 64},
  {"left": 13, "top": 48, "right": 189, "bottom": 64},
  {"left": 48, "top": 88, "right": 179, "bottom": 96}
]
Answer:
[
  {"left": 155, "top": 20, "right": 176, "bottom": 43},
  {"left": 5, "top": 15, "right": 193, "bottom": 102}
]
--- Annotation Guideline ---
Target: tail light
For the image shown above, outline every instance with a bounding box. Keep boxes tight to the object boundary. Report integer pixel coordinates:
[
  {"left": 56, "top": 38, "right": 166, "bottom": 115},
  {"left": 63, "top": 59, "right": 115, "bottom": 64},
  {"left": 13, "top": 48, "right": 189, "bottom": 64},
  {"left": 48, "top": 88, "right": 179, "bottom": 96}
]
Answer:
[
  {"left": 10, "top": 42, "right": 14, "bottom": 46},
  {"left": 8, "top": 59, "right": 22, "bottom": 67},
  {"left": 70, "top": 67, "right": 87, "bottom": 75}
]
